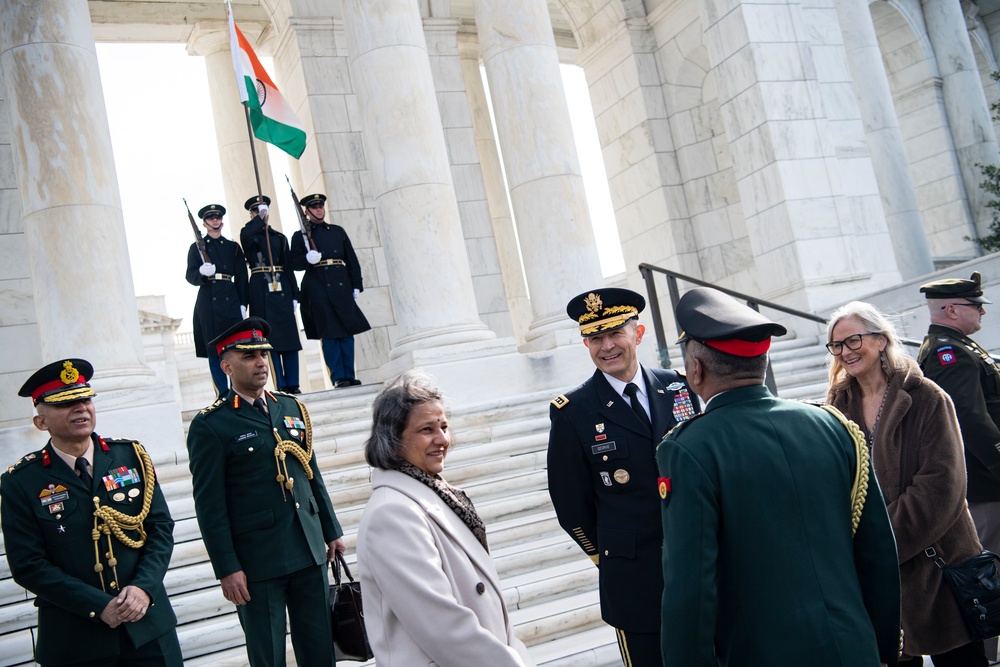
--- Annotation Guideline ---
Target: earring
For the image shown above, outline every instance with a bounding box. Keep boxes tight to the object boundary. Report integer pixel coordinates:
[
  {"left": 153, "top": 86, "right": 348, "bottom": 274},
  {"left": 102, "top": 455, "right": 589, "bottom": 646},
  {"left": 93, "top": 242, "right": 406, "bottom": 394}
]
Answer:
[{"left": 880, "top": 349, "right": 891, "bottom": 376}]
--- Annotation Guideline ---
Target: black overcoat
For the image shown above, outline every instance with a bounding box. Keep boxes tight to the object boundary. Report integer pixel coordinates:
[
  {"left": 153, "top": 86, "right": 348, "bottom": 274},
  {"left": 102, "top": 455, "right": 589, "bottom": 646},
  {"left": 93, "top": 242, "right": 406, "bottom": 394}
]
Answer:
[
  {"left": 239, "top": 216, "right": 302, "bottom": 352},
  {"left": 185, "top": 236, "right": 249, "bottom": 358}
]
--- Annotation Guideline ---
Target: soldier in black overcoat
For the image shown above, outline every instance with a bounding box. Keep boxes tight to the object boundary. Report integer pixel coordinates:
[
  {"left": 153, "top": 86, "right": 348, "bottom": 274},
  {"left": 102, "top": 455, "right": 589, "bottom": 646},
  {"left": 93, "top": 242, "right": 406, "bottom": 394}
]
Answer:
[
  {"left": 289, "top": 193, "right": 370, "bottom": 388},
  {"left": 546, "top": 287, "right": 699, "bottom": 666},
  {"left": 185, "top": 203, "right": 249, "bottom": 398},
  {"left": 239, "top": 195, "right": 302, "bottom": 393}
]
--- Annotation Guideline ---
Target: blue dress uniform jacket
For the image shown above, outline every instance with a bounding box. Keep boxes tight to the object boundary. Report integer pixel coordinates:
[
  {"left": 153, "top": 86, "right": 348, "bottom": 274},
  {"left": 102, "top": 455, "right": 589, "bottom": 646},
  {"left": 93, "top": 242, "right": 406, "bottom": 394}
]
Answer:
[
  {"left": 658, "top": 385, "right": 901, "bottom": 667},
  {"left": 240, "top": 216, "right": 302, "bottom": 353},
  {"left": 186, "top": 391, "right": 343, "bottom": 582},
  {"left": 547, "top": 366, "right": 697, "bottom": 633},
  {"left": 0, "top": 435, "right": 178, "bottom": 665},
  {"left": 186, "top": 236, "right": 249, "bottom": 358},
  {"left": 289, "top": 223, "right": 371, "bottom": 339},
  {"left": 918, "top": 324, "right": 1000, "bottom": 502}
]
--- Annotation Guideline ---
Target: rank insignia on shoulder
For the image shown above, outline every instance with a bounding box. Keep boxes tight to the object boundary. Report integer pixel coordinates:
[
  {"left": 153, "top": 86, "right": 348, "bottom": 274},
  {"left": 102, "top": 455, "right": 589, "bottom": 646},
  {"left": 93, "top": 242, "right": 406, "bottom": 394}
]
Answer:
[
  {"left": 551, "top": 394, "right": 569, "bottom": 409},
  {"left": 199, "top": 398, "right": 225, "bottom": 415},
  {"left": 659, "top": 476, "right": 672, "bottom": 507}
]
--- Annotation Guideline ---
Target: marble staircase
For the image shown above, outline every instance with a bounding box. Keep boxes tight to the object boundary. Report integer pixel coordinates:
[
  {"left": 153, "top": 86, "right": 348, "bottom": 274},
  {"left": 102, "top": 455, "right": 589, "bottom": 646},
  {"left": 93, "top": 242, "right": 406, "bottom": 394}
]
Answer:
[{"left": 0, "top": 335, "right": 835, "bottom": 666}]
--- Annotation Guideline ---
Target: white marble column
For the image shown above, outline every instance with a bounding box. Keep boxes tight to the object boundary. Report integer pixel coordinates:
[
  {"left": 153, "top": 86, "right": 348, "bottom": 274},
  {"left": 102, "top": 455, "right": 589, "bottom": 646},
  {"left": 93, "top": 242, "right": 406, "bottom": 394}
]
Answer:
[
  {"left": 474, "top": 0, "right": 603, "bottom": 349},
  {"left": 187, "top": 23, "right": 283, "bottom": 236},
  {"left": 837, "top": 0, "right": 933, "bottom": 278},
  {"left": 457, "top": 36, "right": 532, "bottom": 344},
  {"left": 340, "top": 0, "right": 492, "bottom": 356},
  {"left": 923, "top": 0, "right": 1000, "bottom": 241},
  {"left": 0, "top": 0, "right": 182, "bottom": 459}
]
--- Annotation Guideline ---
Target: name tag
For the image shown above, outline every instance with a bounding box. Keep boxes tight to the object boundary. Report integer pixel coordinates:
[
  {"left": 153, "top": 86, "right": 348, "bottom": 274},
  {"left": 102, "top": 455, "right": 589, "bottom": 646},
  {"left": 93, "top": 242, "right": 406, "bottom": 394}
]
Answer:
[
  {"left": 236, "top": 431, "right": 258, "bottom": 442},
  {"left": 592, "top": 441, "right": 617, "bottom": 455}
]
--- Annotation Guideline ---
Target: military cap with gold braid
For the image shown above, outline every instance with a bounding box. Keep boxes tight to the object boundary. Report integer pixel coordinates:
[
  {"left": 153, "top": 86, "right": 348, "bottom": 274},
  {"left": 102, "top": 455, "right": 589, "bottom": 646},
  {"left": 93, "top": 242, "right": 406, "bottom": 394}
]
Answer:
[
  {"left": 920, "top": 271, "right": 991, "bottom": 304},
  {"left": 567, "top": 287, "right": 645, "bottom": 336},
  {"left": 210, "top": 316, "right": 274, "bottom": 356},
  {"left": 18, "top": 359, "right": 96, "bottom": 406},
  {"left": 675, "top": 287, "right": 786, "bottom": 357},
  {"left": 198, "top": 203, "right": 226, "bottom": 219}
]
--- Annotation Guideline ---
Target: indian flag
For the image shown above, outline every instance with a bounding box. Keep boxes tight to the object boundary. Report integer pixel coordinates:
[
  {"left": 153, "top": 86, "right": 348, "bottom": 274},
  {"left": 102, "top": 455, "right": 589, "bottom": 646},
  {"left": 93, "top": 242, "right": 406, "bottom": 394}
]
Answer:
[{"left": 227, "top": 2, "right": 306, "bottom": 159}]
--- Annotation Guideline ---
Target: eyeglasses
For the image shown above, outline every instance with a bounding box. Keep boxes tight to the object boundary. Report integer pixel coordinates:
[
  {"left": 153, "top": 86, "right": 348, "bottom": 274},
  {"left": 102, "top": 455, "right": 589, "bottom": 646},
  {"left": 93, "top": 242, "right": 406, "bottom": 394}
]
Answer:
[
  {"left": 942, "top": 302, "right": 984, "bottom": 313},
  {"left": 825, "top": 332, "right": 880, "bottom": 356}
]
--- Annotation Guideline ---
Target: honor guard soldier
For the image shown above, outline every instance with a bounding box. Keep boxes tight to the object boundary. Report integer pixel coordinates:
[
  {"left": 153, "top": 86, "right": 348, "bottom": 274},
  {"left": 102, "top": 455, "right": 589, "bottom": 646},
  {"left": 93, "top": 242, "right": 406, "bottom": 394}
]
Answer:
[
  {"left": 919, "top": 274, "right": 1000, "bottom": 556},
  {"left": 185, "top": 203, "right": 249, "bottom": 398},
  {"left": 658, "top": 288, "right": 900, "bottom": 666},
  {"left": 239, "top": 195, "right": 303, "bottom": 394},
  {"left": 186, "top": 317, "right": 346, "bottom": 666},
  {"left": 546, "top": 287, "right": 699, "bottom": 666},
  {"left": 1, "top": 359, "right": 182, "bottom": 666},
  {"left": 289, "top": 192, "right": 371, "bottom": 388}
]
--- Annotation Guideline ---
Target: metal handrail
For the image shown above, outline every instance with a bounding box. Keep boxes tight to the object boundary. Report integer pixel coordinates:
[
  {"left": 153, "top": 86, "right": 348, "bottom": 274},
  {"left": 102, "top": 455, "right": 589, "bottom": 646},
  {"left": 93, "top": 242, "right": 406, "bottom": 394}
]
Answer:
[{"left": 638, "top": 263, "right": 921, "bottom": 394}]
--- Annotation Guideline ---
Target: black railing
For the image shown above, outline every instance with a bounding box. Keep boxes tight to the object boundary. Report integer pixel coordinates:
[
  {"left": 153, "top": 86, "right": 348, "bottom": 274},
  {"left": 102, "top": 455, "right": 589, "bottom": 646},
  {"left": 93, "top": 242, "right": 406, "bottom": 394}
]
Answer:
[{"left": 638, "top": 263, "right": 921, "bottom": 394}]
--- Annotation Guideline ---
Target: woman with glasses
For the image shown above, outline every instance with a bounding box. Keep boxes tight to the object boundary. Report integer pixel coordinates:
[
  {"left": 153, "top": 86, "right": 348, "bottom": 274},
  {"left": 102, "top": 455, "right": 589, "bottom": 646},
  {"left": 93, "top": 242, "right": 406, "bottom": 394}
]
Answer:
[{"left": 826, "top": 301, "right": 985, "bottom": 666}]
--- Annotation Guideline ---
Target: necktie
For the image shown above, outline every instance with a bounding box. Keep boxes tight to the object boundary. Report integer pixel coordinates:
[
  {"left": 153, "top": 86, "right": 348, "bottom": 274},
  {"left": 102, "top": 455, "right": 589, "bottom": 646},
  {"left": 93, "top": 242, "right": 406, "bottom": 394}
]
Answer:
[
  {"left": 75, "top": 457, "right": 92, "bottom": 488},
  {"left": 253, "top": 397, "right": 269, "bottom": 420},
  {"left": 624, "top": 382, "right": 651, "bottom": 431}
]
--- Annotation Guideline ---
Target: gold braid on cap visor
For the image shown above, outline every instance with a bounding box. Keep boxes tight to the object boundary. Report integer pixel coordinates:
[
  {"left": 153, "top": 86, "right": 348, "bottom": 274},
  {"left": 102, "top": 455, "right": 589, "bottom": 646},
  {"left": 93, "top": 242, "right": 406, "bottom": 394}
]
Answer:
[{"left": 579, "top": 305, "right": 639, "bottom": 335}]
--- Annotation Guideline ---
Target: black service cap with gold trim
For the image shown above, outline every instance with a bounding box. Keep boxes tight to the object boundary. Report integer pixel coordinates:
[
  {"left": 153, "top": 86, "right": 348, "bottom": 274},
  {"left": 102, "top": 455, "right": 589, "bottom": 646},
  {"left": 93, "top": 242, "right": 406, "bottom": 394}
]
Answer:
[
  {"left": 211, "top": 316, "right": 273, "bottom": 356},
  {"left": 919, "top": 271, "right": 991, "bottom": 304},
  {"left": 567, "top": 288, "right": 645, "bottom": 336},
  {"left": 19, "top": 358, "right": 96, "bottom": 405},
  {"left": 244, "top": 195, "right": 271, "bottom": 211},
  {"left": 299, "top": 193, "right": 327, "bottom": 208},
  {"left": 198, "top": 204, "right": 226, "bottom": 219},
  {"left": 675, "top": 287, "right": 786, "bottom": 357}
]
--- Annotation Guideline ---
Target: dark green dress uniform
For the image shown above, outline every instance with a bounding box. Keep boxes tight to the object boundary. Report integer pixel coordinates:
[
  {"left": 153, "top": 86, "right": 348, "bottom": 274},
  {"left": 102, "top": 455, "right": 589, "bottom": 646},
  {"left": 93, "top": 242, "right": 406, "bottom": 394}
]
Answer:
[
  {"left": 918, "top": 325, "right": 1000, "bottom": 503},
  {"left": 186, "top": 388, "right": 344, "bottom": 666},
  {"left": 0, "top": 434, "right": 180, "bottom": 665}
]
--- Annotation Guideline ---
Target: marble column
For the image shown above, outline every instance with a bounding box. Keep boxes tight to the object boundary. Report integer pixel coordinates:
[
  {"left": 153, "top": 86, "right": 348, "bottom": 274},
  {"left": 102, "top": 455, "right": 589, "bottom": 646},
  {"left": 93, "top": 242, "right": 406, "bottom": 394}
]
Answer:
[
  {"left": 340, "top": 0, "right": 492, "bottom": 356},
  {"left": 0, "top": 0, "right": 182, "bottom": 459},
  {"left": 474, "top": 0, "right": 603, "bottom": 349},
  {"left": 837, "top": 0, "right": 933, "bottom": 278},
  {"left": 457, "top": 36, "right": 532, "bottom": 344},
  {"left": 923, "top": 0, "right": 1000, "bottom": 241},
  {"left": 187, "top": 22, "right": 283, "bottom": 236}
]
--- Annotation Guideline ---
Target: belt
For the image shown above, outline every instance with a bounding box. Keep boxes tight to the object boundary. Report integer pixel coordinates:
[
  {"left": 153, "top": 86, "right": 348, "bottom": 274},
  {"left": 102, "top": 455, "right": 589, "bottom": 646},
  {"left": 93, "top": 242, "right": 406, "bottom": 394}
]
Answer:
[
  {"left": 251, "top": 266, "right": 283, "bottom": 275},
  {"left": 209, "top": 273, "right": 233, "bottom": 281},
  {"left": 316, "top": 259, "right": 346, "bottom": 267}
]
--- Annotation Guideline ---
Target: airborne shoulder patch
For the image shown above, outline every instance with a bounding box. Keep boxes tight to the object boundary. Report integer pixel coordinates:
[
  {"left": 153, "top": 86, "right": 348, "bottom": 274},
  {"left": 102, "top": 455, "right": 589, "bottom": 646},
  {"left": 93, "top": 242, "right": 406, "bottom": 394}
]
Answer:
[{"left": 551, "top": 394, "right": 569, "bottom": 409}]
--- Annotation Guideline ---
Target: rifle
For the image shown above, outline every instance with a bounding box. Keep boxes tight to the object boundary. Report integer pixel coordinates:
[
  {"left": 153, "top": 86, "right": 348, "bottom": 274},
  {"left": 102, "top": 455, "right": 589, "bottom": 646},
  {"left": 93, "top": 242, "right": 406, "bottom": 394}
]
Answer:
[
  {"left": 285, "top": 175, "right": 315, "bottom": 252},
  {"left": 184, "top": 198, "right": 211, "bottom": 263}
]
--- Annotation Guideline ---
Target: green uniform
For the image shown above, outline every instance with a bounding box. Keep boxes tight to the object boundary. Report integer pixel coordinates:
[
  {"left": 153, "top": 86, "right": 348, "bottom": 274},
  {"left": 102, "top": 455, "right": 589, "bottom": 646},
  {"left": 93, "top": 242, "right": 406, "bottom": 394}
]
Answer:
[
  {"left": 0, "top": 434, "right": 180, "bottom": 665},
  {"left": 918, "top": 324, "right": 1000, "bottom": 502},
  {"left": 186, "top": 390, "right": 343, "bottom": 666},
  {"left": 657, "top": 385, "right": 900, "bottom": 666}
]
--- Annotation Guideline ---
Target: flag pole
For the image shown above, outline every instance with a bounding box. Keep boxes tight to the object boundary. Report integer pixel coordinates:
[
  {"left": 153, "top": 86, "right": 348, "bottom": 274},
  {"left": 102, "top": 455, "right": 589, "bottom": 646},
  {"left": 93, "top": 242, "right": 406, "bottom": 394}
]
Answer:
[{"left": 241, "top": 102, "right": 276, "bottom": 282}]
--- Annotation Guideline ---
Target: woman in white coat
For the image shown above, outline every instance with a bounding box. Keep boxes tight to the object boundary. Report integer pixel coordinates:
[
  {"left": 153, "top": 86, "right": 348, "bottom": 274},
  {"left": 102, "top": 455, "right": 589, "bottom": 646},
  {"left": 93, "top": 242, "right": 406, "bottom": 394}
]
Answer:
[{"left": 357, "top": 371, "right": 535, "bottom": 667}]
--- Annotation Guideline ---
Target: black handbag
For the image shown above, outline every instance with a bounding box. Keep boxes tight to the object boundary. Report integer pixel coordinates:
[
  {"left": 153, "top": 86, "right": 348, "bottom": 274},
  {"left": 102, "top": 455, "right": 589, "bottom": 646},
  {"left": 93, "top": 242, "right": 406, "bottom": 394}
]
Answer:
[
  {"left": 926, "top": 547, "right": 1000, "bottom": 641},
  {"left": 330, "top": 552, "right": 375, "bottom": 662}
]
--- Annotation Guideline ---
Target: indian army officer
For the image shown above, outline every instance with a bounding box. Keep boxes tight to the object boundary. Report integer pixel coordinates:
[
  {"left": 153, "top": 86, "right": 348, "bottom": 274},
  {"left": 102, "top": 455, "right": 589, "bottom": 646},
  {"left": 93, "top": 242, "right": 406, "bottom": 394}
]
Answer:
[
  {"left": 1, "top": 359, "right": 181, "bottom": 666},
  {"left": 546, "top": 287, "right": 699, "bottom": 666},
  {"left": 185, "top": 203, "right": 249, "bottom": 399},
  {"left": 289, "top": 192, "right": 371, "bottom": 388},
  {"left": 185, "top": 317, "right": 346, "bottom": 666},
  {"left": 239, "top": 195, "right": 303, "bottom": 394}
]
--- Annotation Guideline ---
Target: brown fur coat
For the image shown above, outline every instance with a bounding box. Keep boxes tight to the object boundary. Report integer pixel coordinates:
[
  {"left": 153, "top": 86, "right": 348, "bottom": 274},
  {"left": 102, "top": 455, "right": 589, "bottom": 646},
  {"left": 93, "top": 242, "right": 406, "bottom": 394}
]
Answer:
[{"left": 831, "top": 357, "right": 981, "bottom": 657}]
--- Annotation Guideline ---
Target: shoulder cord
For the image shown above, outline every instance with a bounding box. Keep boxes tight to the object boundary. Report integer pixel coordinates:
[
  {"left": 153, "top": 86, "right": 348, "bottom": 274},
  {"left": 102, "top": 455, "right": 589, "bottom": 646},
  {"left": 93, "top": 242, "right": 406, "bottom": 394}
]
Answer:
[
  {"left": 272, "top": 397, "right": 315, "bottom": 494},
  {"left": 821, "top": 405, "right": 869, "bottom": 536},
  {"left": 90, "top": 441, "right": 156, "bottom": 593}
]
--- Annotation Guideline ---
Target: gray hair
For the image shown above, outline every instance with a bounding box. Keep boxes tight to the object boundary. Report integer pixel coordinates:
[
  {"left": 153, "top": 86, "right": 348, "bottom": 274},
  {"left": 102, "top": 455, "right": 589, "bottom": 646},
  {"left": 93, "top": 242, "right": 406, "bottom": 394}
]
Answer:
[
  {"left": 825, "top": 301, "right": 903, "bottom": 403},
  {"left": 365, "top": 370, "right": 445, "bottom": 470}
]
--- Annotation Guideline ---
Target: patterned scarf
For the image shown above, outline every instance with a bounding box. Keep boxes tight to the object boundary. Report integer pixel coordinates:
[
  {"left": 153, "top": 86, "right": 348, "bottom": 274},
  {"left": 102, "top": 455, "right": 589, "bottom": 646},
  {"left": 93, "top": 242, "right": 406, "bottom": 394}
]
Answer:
[{"left": 391, "top": 460, "right": 489, "bottom": 553}]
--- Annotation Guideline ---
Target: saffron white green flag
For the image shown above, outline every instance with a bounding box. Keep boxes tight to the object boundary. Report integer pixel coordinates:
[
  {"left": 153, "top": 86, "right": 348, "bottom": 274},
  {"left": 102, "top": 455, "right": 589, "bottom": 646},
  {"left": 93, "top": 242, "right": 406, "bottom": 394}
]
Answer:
[{"left": 227, "top": 1, "right": 306, "bottom": 158}]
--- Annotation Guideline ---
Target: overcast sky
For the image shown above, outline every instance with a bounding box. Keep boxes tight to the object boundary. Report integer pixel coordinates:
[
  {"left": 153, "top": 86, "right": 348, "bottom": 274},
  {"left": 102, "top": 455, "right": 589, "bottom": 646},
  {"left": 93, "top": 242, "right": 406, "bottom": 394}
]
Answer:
[{"left": 95, "top": 42, "right": 624, "bottom": 333}]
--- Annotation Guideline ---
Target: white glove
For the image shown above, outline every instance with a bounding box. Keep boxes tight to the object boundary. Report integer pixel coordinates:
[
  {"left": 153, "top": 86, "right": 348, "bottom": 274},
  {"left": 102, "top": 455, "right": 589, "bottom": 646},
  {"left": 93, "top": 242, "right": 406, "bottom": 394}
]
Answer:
[
  {"left": 199, "top": 263, "right": 216, "bottom": 277},
  {"left": 306, "top": 250, "right": 322, "bottom": 265},
  {"left": 241, "top": 305, "right": 248, "bottom": 319},
  {"left": 293, "top": 300, "right": 299, "bottom": 311},
  {"left": 353, "top": 289, "right": 359, "bottom": 299},
  {"left": 257, "top": 203, "right": 268, "bottom": 216}
]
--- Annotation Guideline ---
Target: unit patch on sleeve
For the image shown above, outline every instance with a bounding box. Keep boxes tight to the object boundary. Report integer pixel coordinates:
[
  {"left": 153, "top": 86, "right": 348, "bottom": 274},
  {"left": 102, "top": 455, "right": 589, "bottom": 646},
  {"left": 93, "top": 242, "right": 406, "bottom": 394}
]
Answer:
[{"left": 937, "top": 345, "right": 957, "bottom": 366}]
